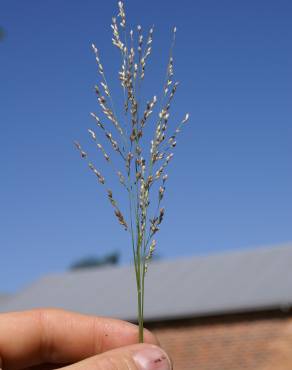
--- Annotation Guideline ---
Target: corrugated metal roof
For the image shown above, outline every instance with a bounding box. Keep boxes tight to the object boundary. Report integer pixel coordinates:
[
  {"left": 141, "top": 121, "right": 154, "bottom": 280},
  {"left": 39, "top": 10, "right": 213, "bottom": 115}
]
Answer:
[{"left": 1, "top": 243, "right": 292, "bottom": 321}]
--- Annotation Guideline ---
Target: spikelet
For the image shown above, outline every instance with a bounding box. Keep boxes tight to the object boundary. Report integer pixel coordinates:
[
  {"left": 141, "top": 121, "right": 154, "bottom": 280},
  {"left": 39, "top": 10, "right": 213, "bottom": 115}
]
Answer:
[
  {"left": 140, "top": 26, "right": 154, "bottom": 80},
  {"left": 111, "top": 16, "right": 124, "bottom": 51},
  {"left": 141, "top": 95, "right": 157, "bottom": 128},
  {"left": 164, "top": 26, "right": 177, "bottom": 96},
  {"left": 118, "top": 1, "right": 126, "bottom": 28},
  {"left": 74, "top": 141, "right": 87, "bottom": 159},
  {"left": 146, "top": 239, "right": 156, "bottom": 261},
  {"left": 88, "top": 163, "right": 105, "bottom": 184},
  {"left": 107, "top": 189, "right": 128, "bottom": 230},
  {"left": 92, "top": 44, "right": 105, "bottom": 78},
  {"left": 163, "top": 113, "right": 190, "bottom": 152},
  {"left": 94, "top": 85, "right": 124, "bottom": 137}
]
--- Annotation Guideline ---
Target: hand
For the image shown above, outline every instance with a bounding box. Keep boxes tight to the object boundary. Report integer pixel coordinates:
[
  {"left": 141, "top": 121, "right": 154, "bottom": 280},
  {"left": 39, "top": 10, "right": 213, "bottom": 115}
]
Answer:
[{"left": 0, "top": 309, "right": 172, "bottom": 370}]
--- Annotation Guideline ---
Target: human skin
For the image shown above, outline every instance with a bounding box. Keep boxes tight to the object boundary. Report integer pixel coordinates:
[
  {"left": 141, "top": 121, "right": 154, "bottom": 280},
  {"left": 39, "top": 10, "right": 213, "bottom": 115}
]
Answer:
[{"left": 0, "top": 309, "right": 172, "bottom": 370}]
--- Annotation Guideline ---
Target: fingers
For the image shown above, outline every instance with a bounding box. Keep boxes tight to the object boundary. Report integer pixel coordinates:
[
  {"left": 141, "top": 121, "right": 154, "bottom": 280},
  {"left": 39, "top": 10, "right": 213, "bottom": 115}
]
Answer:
[
  {"left": 0, "top": 309, "right": 158, "bottom": 370},
  {"left": 59, "top": 343, "right": 172, "bottom": 370}
]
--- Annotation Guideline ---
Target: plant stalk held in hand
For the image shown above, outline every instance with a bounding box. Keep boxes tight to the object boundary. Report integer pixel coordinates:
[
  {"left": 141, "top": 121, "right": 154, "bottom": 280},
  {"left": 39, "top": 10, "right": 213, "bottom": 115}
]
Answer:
[{"left": 75, "top": 1, "right": 189, "bottom": 343}]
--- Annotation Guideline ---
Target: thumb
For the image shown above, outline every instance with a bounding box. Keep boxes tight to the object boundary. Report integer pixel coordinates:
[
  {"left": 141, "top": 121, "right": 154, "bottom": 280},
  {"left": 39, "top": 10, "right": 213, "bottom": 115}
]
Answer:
[{"left": 60, "top": 343, "right": 172, "bottom": 370}]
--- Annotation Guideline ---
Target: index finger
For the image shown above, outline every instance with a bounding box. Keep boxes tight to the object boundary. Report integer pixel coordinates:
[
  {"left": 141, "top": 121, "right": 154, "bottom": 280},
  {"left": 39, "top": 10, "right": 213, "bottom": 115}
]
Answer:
[{"left": 0, "top": 308, "right": 158, "bottom": 370}]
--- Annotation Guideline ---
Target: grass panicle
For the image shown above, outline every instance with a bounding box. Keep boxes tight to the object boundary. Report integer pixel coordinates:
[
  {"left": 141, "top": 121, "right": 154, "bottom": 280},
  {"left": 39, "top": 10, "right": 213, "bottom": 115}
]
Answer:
[{"left": 75, "top": 2, "right": 189, "bottom": 343}]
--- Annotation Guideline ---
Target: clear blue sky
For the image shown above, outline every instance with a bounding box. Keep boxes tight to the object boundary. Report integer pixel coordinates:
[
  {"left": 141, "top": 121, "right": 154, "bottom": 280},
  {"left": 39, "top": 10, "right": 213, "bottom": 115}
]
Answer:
[{"left": 0, "top": 0, "right": 291, "bottom": 292}]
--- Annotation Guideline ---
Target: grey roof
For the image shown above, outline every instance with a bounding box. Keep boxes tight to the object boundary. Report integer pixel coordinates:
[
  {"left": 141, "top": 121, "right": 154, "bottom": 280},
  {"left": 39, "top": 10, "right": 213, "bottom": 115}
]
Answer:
[
  {"left": 0, "top": 294, "right": 11, "bottom": 304},
  {"left": 1, "top": 243, "right": 292, "bottom": 321}
]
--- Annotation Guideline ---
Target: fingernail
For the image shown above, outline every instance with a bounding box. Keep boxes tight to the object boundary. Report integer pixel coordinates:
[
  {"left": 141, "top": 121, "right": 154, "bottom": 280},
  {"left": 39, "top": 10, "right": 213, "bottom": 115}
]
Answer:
[{"left": 133, "top": 345, "right": 172, "bottom": 370}]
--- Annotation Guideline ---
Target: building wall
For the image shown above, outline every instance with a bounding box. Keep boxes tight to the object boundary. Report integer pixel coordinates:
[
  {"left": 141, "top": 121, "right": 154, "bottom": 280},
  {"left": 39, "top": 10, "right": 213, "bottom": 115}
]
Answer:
[{"left": 147, "top": 311, "right": 292, "bottom": 370}]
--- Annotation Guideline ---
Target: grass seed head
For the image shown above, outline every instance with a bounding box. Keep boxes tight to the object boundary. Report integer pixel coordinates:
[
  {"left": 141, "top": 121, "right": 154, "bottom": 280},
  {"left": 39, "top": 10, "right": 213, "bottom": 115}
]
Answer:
[{"left": 76, "top": 3, "right": 189, "bottom": 317}]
